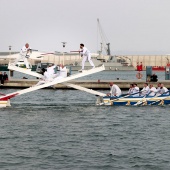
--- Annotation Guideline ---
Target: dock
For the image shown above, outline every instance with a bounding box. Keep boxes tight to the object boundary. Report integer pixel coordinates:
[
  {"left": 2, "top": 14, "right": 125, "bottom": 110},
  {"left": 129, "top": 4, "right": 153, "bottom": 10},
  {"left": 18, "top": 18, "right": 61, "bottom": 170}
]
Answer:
[{"left": 1, "top": 79, "right": 170, "bottom": 90}]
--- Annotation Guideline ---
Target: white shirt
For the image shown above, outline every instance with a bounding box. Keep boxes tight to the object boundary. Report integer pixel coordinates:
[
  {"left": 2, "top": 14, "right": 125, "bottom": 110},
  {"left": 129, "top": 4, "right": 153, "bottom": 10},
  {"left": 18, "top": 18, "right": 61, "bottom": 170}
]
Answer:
[
  {"left": 156, "top": 87, "right": 161, "bottom": 93},
  {"left": 80, "top": 47, "right": 90, "bottom": 56},
  {"left": 20, "top": 45, "right": 31, "bottom": 55},
  {"left": 148, "top": 87, "right": 157, "bottom": 96},
  {"left": 141, "top": 86, "right": 150, "bottom": 96},
  {"left": 132, "top": 86, "right": 139, "bottom": 97},
  {"left": 58, "top": 66, "right": 67, "bottom": 78},
  {"left": 128, "top": 88, "right": 133, "bottom": 94},
  {"left": 110, "top": 84, "right": 121, "bottom": 97},
  {"left": 47, "top": 65, "right": 56, "bottom": 77},
  {"left": 160, "top": 87, "right": 169, "bottom": 95}
]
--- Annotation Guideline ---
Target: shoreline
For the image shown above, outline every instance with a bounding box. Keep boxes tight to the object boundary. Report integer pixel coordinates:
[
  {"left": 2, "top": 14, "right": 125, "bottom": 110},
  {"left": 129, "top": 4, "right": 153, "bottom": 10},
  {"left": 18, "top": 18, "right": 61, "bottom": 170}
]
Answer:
[{"left": 0, "top": 79, "right": 170, "bottom": 90}]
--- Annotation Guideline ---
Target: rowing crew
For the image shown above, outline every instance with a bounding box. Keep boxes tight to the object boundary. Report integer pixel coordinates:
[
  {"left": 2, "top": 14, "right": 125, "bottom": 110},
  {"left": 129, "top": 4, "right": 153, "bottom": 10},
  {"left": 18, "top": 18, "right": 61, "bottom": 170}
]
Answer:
[
  {"left": 34, "top": 64, "right": 67, "bottom": 86},
  {"left": 128, "top": 82, "right": 169, "bottom": 97},
  {"left": 107, "top": 82, "right": 169, "bottom": 98}
]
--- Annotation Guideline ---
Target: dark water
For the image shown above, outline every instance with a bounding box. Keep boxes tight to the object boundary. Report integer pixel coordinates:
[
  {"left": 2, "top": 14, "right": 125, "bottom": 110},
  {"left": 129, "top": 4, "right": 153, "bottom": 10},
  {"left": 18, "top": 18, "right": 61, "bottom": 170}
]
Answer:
[{"left": 1, "top": 89, "right": 170, "bottom": 169}]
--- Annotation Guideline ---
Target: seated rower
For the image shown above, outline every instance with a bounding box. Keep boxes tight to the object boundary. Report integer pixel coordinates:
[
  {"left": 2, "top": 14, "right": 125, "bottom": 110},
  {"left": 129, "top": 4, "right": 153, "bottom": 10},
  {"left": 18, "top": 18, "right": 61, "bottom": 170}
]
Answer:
[
  {"left": 156, "top": 82, "right": 161, "bottom": 93},
  {"left": 140, "top": 83, "right": 149, "bottom": 96},
  {"left": 107, "top": 82, "right": 122, "bottom": 97},
  {"left": 132, "top": 83, "right": 139, "bottom": 97},
  {"left": 158, "top": 83, "right": 169, "bottom": 95},
  {"left": 148, "top": 84, "right": 157, "bottom": 96},
  {"left": 128, "top": 84, "right": 134, "bottom": 95}
]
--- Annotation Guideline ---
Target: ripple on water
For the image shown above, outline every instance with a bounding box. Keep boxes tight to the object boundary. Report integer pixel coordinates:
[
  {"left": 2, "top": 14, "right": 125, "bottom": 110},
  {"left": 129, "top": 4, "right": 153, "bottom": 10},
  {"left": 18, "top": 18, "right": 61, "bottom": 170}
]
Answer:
[{"left": 0, "top": 90, "right": 170, "bottom": 169}]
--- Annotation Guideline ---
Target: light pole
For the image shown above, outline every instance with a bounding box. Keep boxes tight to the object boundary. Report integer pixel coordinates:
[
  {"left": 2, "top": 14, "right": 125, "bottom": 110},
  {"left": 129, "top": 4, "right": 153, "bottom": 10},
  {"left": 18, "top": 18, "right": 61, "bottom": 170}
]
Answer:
[
  {"left": 61, "top": 42, "right": 67, "bottom": 65},
  {"left": 9, "top": 45, "right": 12, "bottom": 56},
  {"left": 8, "top": 45, "right": 12, "bottom": 79}
]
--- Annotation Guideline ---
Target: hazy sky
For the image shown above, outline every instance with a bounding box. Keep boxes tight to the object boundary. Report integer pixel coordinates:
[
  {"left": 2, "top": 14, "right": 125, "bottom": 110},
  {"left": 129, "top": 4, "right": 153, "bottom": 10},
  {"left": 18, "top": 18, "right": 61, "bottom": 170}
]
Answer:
[{"left": 1, "top": 0, "right": 170, "bottom": 54}]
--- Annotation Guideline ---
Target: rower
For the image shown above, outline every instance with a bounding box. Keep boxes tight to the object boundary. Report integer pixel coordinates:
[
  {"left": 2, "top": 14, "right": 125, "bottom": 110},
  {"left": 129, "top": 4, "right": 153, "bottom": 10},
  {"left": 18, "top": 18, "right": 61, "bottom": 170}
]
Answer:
[
  {"left": 128, "top": 84, "right": 134, "bottom": 95},
  {"left": 140, "top": 83, "right": 149, "bottom": 96},
  {"left": 132, "top": 83, "right": 139, "bottom": 97},
  {"left": 158, "top": 84, "right": 169, "bottom": 95},
  {"left": 148, "top": 84, "right": 157, "bottom": 96},
  {"left": 156, "top": 82, "right": 161, "bottom": 93},
  {"left": 107, "top": 82, "right": 121, "bottom": 97}
]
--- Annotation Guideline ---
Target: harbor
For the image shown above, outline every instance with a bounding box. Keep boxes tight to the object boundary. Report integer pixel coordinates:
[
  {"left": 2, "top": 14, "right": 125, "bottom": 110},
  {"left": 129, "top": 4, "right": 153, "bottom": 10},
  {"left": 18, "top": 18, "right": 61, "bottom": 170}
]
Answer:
[
  {"left": 2, "top": 0, "right": 170, "bottom": 169},
  {"left": 1, "top": 79, "right": 170, "bottom": 89}
]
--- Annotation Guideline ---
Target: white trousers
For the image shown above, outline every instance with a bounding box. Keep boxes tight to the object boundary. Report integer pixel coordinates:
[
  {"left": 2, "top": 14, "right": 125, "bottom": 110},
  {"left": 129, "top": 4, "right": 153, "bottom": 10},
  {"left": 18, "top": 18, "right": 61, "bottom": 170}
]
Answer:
[
  {"left": 13, "top": 54, "right": 30, "bottom": 69},
  {"left": 82, "top": 54, "right": 94, "bottom": 70}
]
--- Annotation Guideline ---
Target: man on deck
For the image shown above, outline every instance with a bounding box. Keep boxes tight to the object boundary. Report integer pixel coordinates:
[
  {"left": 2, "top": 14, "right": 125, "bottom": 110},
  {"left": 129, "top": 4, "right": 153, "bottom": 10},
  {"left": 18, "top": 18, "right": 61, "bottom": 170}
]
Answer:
[
  {"left": 79, "top": 44, "right": 95, "bottom": 72},
  {"left": 54, "top": 64, "right": 67, "bottom": 80},
  {"left": 13, "top": 43, "right": 31, "bottom": 69},
  {"left": 107, "top": 82, "right": 121, "bottom": 97}
]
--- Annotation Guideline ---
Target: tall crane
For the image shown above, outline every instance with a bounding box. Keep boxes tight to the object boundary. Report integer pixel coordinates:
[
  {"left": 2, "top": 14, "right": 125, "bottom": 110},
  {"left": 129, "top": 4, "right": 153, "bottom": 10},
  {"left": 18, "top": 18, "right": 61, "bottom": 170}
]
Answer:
[{"left": 97, "top": 18, "right": 111, "bottom": 55}]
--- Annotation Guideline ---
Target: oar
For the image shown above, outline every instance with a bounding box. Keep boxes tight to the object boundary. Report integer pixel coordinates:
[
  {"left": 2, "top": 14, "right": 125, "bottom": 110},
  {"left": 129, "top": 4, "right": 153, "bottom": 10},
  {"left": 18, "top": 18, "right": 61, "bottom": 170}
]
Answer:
[
  {"left": 149, "top": 90, "right": 170, "bottom": 105},
  {"left": 110, "top": 91, "right": 141, "bottom": 102},
  {"left": 133, "top": 91, "right": 152, "bottom": 106},
  {"left": 0, "top": 92, "right": 6, "bottom": 96}
]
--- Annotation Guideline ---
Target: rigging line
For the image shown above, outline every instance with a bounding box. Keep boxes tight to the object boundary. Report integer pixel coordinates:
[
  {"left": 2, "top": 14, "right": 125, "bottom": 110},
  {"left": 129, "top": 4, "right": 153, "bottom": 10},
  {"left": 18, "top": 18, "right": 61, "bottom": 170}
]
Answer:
[
  {"left": 97, "top": 19, "right": 110, "bottom": 54},
  {"left": 97, "top": 19, "right": 99, "bottom": 53},
  {"left": 98, "top": 19, "right": 109, "bottom": 44},
  {"left": 97, "top": 20, "right": 107, "bottom": 53}
]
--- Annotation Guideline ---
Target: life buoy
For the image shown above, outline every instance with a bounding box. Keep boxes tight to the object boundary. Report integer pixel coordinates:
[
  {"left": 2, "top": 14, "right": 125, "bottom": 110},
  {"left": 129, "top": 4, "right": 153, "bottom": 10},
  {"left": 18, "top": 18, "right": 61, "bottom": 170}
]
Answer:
[{"left": 136, "top": 72, "right": 143, "bottom": 79}]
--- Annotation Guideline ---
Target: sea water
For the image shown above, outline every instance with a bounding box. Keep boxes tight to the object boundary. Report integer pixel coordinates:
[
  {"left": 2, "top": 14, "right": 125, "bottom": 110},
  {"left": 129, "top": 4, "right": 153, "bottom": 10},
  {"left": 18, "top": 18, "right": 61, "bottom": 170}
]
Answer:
[{"left": 0, "top": 87, "right": 170, "bottom": 169}]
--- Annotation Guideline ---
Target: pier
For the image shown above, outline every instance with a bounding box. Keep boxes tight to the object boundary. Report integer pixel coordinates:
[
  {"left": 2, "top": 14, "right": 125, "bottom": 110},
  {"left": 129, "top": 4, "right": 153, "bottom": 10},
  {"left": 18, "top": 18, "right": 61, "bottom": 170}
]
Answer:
[{"left": 1, "top": 79, "right": 170, "bottom": 90}]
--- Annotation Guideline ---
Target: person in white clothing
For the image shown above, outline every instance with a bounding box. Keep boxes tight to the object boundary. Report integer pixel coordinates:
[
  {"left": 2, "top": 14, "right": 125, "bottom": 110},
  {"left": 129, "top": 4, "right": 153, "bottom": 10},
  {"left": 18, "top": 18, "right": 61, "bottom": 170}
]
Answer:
[
  {"left": 13, "top": 43, "right": 31, "bottom": 69},
  {"left": 107, "top": 82, "right": 122, "bottom": 97},
  {"left": 132, "top": 83, "right": 140, "bottom": 97},
  {"left": 148, "top": 84, "right": 157, "bottom": 96},
  {"left": 46, "top": 64, "right": 57, "bottom": 81},
  {"left": 34, "top": 64, "right": 57, "bottom": 86},
  {"left": 79, "top": 44, "right": 95, "bottom": 72},
  {"left": 54, "top": 64, "right": 67, "bottom": 80},
  {"left": 156, "top": 82, "right": 162, "bottom": 94},
  {"left": 158, "top": 84, "right": 169, "bottom": 95},
  {"left": 128, "top": 84, "right": 134, "bottom": 95},
  {"left": 140, "top": 83, "right": 150, "bottom": 96}
]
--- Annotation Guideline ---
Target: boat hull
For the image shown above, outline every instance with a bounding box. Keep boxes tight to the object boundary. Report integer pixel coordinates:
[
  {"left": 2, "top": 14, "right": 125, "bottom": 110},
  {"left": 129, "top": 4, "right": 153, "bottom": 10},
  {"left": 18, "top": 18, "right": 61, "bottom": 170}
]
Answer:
[
  {"left": 0, "top": 100, "right": 11, "bottom": 108},
  {"left": 101, "top": 95, "right": 170, "bottom": 106}
]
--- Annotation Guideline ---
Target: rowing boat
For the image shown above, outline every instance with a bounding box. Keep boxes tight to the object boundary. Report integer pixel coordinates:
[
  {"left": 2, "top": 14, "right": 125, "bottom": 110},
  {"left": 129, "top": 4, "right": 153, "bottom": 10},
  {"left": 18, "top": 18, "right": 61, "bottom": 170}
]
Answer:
[{"left": 100, "top": 94, "right": 170, "bottom": 106}]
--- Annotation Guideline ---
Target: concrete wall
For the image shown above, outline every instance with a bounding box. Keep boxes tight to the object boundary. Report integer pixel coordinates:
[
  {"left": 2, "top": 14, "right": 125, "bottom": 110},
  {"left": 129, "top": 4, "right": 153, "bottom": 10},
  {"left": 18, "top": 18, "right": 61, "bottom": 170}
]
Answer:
[{"left": 117, "top": 55, "right": 170, "bottom": 68}]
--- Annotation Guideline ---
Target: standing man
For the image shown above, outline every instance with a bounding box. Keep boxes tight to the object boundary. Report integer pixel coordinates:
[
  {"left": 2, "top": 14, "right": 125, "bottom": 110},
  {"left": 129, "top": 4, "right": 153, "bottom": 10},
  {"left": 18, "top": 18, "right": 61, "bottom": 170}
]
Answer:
[
  {"left": 79, "top": 43, "right": 95, "bottom": 72},
  {"left": 107, "top": 82, "right": 122, "bottom": 97},
  {"left": 13, "top": 43, "right": 31, "bottom": 69}
]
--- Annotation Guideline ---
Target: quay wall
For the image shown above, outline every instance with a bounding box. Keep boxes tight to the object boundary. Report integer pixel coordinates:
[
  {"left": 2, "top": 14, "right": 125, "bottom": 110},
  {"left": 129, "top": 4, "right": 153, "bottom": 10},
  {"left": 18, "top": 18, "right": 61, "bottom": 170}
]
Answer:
[{"left": 1, "top": 79, "right": 170, "bottom": 90}]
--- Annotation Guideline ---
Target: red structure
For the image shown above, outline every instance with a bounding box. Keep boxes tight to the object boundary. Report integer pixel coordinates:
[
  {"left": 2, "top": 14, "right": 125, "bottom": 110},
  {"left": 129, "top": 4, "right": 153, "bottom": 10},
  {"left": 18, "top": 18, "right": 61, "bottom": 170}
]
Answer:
[
  {"left": 136, "top": 62, "right": 143, "bottom": 71},
  {"left": 152, "top": 66, "right": 165, "bottom": 71}
]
